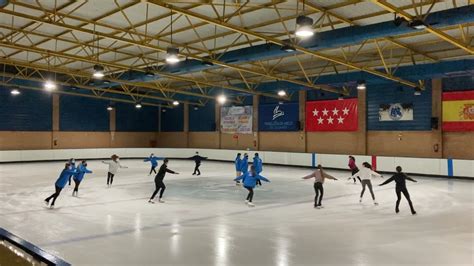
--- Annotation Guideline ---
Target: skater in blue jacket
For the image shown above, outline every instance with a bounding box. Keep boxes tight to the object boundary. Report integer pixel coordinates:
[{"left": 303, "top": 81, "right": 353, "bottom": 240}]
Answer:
[
  {"left": 68, "top": 158, "right": 76, "bottom": 186},
  {"left": 72, "top": 160, "right": 93, "bottom": 197},
  {"left": 44, "top": 163, "right": 77, "bottom": 208},
  {"left": 241, "top": 153, "right": 249, "bottom": 174},
  {"left": 144, "top": 153, "right": 164, "bottom": 175},
  {"left": 234, "top": 165, "right": 270, "bottom": 207},
  {"left": 235, "top": 153, "right": 242, "bottom": 185},
  {"left": 253, "top": 153, "right": 263, "bottom": 186}
]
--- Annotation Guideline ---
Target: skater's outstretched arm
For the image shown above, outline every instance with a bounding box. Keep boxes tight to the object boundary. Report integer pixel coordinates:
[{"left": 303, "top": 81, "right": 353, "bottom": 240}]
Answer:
[
  {"left": 370, "top": 170, "right": 383, "bottom": 178},
  {"left": 379, "top": 176, "right": 394, "bottom": 186},
  {"left": 302, "top": 172, "right": 315, "bottom": 179},
  {"left": 102, "top": 161, "right": 110, "bottom": 164},
  {"left": 256, "top": 175, "right": 270, "bottom": 182},
  {"left": 83, "top": 167, "right": 93, "bottom": 174},
  {"left": 323, "top": 173, "right": 338, "bottom": 180},
  {"left": 405, "top": 174, "right": 417, "bottom": 182},
  {"left": 118, "top": 163, "right": 128, "bottom": 168},
  {"left": 144, "top": 158, "right": 151, "bottom": 162},
  {"left": 166, "top": 168, "right": 178, "bottom": 174},
  {"left": 234, "top": 173, "right": 246, "bottom": 182}
]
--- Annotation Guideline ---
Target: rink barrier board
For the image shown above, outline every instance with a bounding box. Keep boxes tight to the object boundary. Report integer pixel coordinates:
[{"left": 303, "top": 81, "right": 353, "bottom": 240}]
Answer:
[
  {"left": 0, "top": 228, "right": 70, "bottom": 266},
  {"left": 0, "top": 148, "right": 473, "bottom": 178}
]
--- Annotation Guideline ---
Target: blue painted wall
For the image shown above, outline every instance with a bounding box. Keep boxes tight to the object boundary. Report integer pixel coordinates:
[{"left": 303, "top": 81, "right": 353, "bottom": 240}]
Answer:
[
  {"left": 116, "top": 103, "right": 158, "bottom": 132},
  {"left": 0, "top": 87, "right": 52, "bottom": 131},
  {"left": 161, "top": 105, "right": 183, "bottom": 132},
  {"left": 367, "top": 81, "right": 432, "bottom": 131},
  {"left": 59, "top": 95, "right": 109, "bottom": 131},
  {"left": 442, "top": 76, "right": 474, "bottom": 92},
  {"left": 189, "top": 102, "right": 215, "bottom": 131}
]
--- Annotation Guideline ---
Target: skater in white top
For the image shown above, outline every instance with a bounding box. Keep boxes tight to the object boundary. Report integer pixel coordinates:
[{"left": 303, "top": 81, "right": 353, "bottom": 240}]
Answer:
[
  {"left": 348, "top": 162, "right": 383, "bottom": 205},
  {"left": 102, "top": 154, "right": 128, "bottom": 187}
]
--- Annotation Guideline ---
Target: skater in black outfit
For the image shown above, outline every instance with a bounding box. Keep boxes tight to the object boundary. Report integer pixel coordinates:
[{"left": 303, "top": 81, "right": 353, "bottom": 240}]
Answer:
[
  {"left": 379, "top": 166, "right": 417, "bottom": 215},
  {"left": 149, "top": 159, "right": 179, "bottom": 203},
  {"left": 189, "top": 151, "right": 207, "bottom": 176}
]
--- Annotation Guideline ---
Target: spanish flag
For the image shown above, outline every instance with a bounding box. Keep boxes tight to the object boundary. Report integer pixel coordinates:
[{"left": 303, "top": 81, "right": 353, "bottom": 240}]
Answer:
[{"left": 442, "top": 90, "right": 474, "bottom": 131}]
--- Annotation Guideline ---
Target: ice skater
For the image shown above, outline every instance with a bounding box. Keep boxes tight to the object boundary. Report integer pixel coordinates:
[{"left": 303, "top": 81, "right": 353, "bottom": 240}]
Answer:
[
  {"left": 144, "top": 153, "right": 164, "bottom": 176},
  {"left": 149, "top": 158, "right": 179, "bottom": 203},
  {"left": 102, "top": 154, "right": 127, "bottom": 187},
  {"left": 189, "top": 151, "right": 207, "bottom": 176},
  {"left": 67, "top": 158, "right": 76, "bottom": 186},
  {"left": 302, "top": 164, "right": 338, "bottom": 208},
  {"left": 44, "top": 162, "right": 77, "bottom": 208},
  {"left": 241, "top": 153, "right": 249, "bottom": 174},
  {"left": 379, "top": 166, "right": 417, "bottom": 215},
  {"left": 253, "top": 153, "right": 263, "bottom": 186},
  {"left": 72, "top": 160, "right": 92, "bottom": 197},
  {"left": 235, "top": 153, "right": 242, "bottom": 185},
  {"left": 234, "top": 165, "right": 270, "bottom": 207},
  {"left": 348, "top": 156, "right": 361, "bottom": 184},
  {"left": 349, "top": 162, "right": 383, "bottom": 205}
]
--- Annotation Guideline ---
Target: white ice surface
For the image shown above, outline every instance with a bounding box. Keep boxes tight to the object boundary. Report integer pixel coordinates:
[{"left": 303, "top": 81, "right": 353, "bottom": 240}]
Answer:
[{"left": 0, "top": 160, "right": 473, "bottom": 266}]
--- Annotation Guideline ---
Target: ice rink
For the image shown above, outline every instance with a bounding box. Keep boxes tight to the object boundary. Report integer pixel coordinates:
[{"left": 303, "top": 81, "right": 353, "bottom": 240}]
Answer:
[{"left": 0, "top": 159, "right": 473, "bottom": 266}]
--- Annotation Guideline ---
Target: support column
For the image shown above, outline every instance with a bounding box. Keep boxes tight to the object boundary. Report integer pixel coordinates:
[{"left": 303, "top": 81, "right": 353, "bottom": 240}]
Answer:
[
  {"left": 215, "top": 102, "right": 221, "bottom": 149},
  {"left": 253, "top": 95, "right": 259, "bottom": 150},
  {"left": 52, "top": 94, "right": 59, "bottom": 149},
  {"left": 183, "top": 103, "right": 189, "bottom": 148},
  {"left": 299, "top": 90, "right": 307, "bottom": 152},
  {"left": 109, "top": 107, "right": 116, "bottom": 148},
  {"left": 432, "top": 78, "right": 443, "bottom": 158},
  {"left": 357, "top": 88, "right": 367, "bottom": 155}
]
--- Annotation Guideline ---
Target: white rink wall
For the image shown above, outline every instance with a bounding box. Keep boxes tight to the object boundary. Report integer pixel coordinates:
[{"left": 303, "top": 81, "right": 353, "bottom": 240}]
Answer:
[{"left": 0, "top": 148, "right": 472, "bottom": 178}]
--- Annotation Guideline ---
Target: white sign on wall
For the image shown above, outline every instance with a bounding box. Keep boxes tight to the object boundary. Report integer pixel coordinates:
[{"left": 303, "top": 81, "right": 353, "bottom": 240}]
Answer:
[{"left": 220, "top": 106, "right": 253, "bottom": 134}]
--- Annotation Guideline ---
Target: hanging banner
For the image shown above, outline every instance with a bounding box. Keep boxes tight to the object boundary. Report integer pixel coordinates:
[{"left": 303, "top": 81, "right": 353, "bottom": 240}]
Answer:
[
  {"left": 378, "top": 103, "right": 414, "bottom": 121},
  {"left": 259, "top": 102, "right": 299, "bottom": 131},
  {"left": 306, "top": 98, "right": 358, "bottom": 131},
  {"left": 220, "top": 106, "right": 253, "bottom": 134},
  {"left": 442, "top": 90, "right": 474, "bottom": 131}
]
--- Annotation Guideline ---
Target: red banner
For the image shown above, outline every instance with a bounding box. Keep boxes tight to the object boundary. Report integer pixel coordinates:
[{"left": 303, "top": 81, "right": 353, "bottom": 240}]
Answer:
[
  {"left": 306, "top": 99, "right": 358, "bottom": 131},
  {"left": 442, "top": 90, "right": 474, "bottom": 131}
]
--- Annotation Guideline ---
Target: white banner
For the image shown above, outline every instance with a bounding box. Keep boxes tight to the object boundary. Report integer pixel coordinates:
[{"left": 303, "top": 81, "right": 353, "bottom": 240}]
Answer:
[
  {"left": 220, "top": 106, "right": 253, "bottom": 134},
  {"left": 379, "top": 103, "right": 414, "bottom": 121}
]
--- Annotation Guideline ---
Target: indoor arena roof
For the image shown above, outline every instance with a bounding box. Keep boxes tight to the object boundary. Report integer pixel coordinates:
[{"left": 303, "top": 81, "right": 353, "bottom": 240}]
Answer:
[{"left": 0, "top": 0, "right": 473, "bottom": 107}]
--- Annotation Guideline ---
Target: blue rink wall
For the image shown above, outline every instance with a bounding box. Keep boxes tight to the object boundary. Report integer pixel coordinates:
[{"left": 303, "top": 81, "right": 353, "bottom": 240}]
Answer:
[{"left": 0, "top": 148, "right": 472, "bottom": 178}]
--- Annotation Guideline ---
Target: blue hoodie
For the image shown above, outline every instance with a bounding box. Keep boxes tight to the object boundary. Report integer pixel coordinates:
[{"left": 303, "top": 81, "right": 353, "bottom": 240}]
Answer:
[
  {"left": 253, "top": 157, "right": 263, "bottom": 174},
  {"left": 73, "top": 164, "right": 93, "bottom": 182},
  {"left": 234, "top": 172, "right": 270, "bottom": 188},
  {"left": 241, "top": 156, "right": 249, "bottom": 173},
  {"left": 144, "top": 156, "right": 163, "bottom": 167},
  {"left": 235, "top": 156, "right": 242, "bottom": 171},
  {"left": 55, "top": 168, "right": 77, "bottom": 188}
]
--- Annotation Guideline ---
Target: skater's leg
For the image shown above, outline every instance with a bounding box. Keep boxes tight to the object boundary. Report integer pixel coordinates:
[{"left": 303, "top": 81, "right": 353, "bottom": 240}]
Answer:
[
  {"left": 367, "top": 181, "right": 375, "bottom": 200},
  {"left": 401, "top": 187, "right": 416, "bottom": 214},
  {"left": 313, "top": 183, "right": 319, "bottom": 207},
  {"left": 150, "top": 181, "right": 160, "bottom": 200},
  {"left": 317, "top": 183, "right": 324, "bottom": 206},
  {"left": 73, "top": 179, "right": 80, "bottom": 195},
  {"left": 248, "top": 188, "right": 254, "bottom": 202},
  {"left": 159, "top": 182, "right": 166, "bottom": 199},
  {"left": 395, "top": 187, "right": 402, "bottom": 213},
  {"left": 107, "top": 172, "right": 112, "bottom": 185},
  {"left": 50, "top": 186, "right": 63, "bottom": 206},
  {"left": 236, "top": 171, "right": 241, "bottom": 184},
  {"left": 360, "top": 180, "right": 367, "bottom": 198},
  {"left": 109, "top": 174, "right": 115, "bottom": 185},
  {"left": 197, "top": 165, "right": 201, "bottom": 175}
]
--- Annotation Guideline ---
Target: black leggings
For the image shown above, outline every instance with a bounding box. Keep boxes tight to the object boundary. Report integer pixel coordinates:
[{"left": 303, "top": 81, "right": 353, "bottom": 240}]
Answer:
[
  {"left": 396, "top": 186, "right": 416, "bottom": 213},
  {"left": 150, "top": 180, "right": 166, "bottom": 199},
  {"left": 314, "top": 182, "right": 324, "bottom": 206},
  {"left": 45, "top": 186, "right": 63, "bottom": 206},
  {"left": 149, "top": 166, "right": 157, "bottom": 175},
  {"left": 193, "top": 164, "right": 201, "bottom": 175},
  {"left": 107, "top": 172, "right": 115, "bottom": 185},
  {"left": 68, "top": 175, "right": 73, "bottom": 186},
  {"left": 256, "top": 179, "right": 262, "bottom": 186},
  {"left": 245, "top": 186, "right": 254, "bottom": 202},
  {"left": 361, "top": 180, "right": 375, "bottom": 200},
  {"left": 73, "top": 179, "right": 81, "bottom": 193}
]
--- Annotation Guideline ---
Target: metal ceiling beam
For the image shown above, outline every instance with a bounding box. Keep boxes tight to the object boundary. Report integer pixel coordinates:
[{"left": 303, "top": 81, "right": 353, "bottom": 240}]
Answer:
[
  {"left": 149, "top": 1, "right": 418, "bottom": 88},
  {"left": 369, "top": 0, "right": 473, "bottom": 55},
  {"left": 0, "top": 2, "right": 342, "bottom": 94}
]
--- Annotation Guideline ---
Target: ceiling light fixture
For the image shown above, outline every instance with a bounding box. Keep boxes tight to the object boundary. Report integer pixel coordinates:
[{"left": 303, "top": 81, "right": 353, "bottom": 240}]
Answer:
[
  {"left": 93, "top": 64, "right": 105, "bottom": 79},
  {"left": 414, "top": 87, "right": 422, "bottom": 96},
  {"left": 217, "top": 94, "right": 227, "bottom": 104},
  {"left": 409, "top": 19, "right": 427, "bottom": 30},
  {"left": 357, "top": 80, "right": 366, "bottom": 90},
  {"left": 135, "top": 102, "right": 142, "bottom": 109},
  {"left": 295, "top": 15, "right": 314, "bottom": 37},
  {"left": 10, "top": 89, "right": 20, "bottom": 95},
  {"left": 172, "top": 100, "right": 179, "bottom": 106},
  {"left": 44, "top": 80, "right": 57, "bottom": 91},
  {"left": 278, "top": 90, "right": 287, "bottom": 97},
  {"left": 281, "top": 44, "right": 296, "bottom": 52}
]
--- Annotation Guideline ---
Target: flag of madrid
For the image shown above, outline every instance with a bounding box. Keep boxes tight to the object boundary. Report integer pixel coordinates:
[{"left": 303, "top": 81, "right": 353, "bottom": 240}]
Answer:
[{"left": 306, "top": 99, "right": 358, "bottom": 131}]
